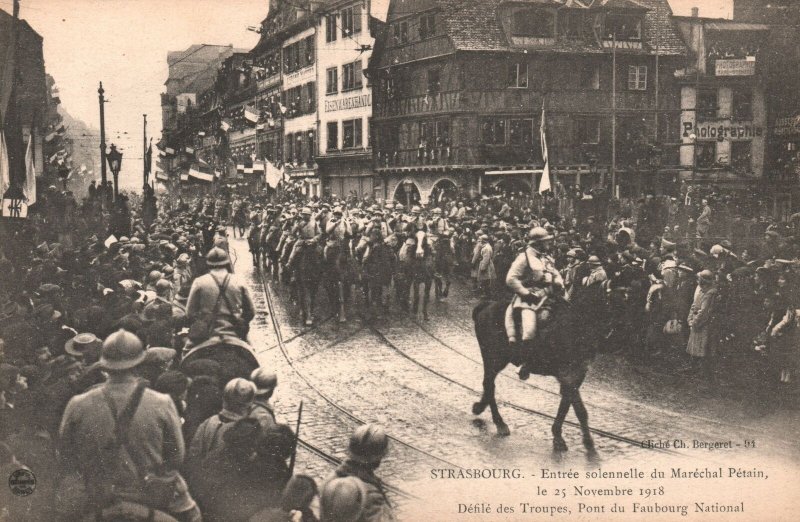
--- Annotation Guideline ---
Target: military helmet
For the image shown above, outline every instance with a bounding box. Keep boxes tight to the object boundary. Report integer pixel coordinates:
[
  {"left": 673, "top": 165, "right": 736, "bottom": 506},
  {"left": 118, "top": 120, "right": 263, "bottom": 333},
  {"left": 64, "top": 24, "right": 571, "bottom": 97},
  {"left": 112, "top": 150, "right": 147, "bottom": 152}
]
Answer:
[
  {"left": 300, "top": 207, "right": 312, "bottom": 216},
  {"left": 411, "top": 206, "right": 421, "bottom": 214},
  {"left": 432, "top": 207, "right": 442, "bottom": 214},
  {"left": 348, "top": 424, "right": 389, "bottom": 464},
  {"left": 527, "top": 226, "right": 553, "bottom": 243}
]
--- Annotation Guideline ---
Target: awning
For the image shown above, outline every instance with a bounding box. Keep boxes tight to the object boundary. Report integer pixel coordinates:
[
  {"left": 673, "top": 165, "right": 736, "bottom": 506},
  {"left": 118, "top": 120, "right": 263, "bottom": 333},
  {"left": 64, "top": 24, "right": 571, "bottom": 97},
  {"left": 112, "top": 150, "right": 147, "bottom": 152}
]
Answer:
[
  {"left": 188, "top": 168, "right": 214, "bottom": 182},
  {"left": 485, "top": 169, "right": 542, "bottom": 176}
]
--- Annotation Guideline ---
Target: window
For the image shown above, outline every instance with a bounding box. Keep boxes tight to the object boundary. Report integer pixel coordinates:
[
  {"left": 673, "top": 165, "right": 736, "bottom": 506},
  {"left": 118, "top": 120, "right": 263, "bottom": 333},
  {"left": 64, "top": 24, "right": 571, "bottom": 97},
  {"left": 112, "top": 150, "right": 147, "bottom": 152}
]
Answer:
[
  {"left": 628, "top": 65, "right": 647, "bottom": 91},
  {"left": 512, "top": 9, "right": 554, "bottom": 38},
  {"left": 580, "top": 63, "right": 599, "bottom": 90},
  {"left": 327, "top": 122, "right": 339, "bottom": 150},
  {"left": 575, "top": 117, "right": 600, "bottom": 144},
  {"left": 305, "top": 36, "right": 315, "bottom": 65},
  {"left": 341, "top": 5, "right": 362, "bottom": 37},
  {"left": 697, "top": 89, "right": 718, "bottom": 121},
  {"left": 393, "top": 21, "right": 409, "bottom": 44},
  {"left": 481, "top": 119, "right": 506, "bottom": 145},
  {"left": 427, "top": 68, "right": 441, "bottom": 94},
  {"left": 605, "top": 15, "right": 642, "bottom": 41},
  {"left": 696, "top": 141, "right": 716, "bottom": 168},
  {"left": 731, "top": 141, "right": 751, "bottom": 171},
  {"left": 326, "top": 67, "right": 338, "bottom": 95},
  {"left": 732, "top": 87, "right": 752, "bottom": 120},
  {"left": 305, "top": 82, "right": 316, "bottom": 113},
  {"left": 508, "top": 63, "right": 529, "bottom": 88},
  {"left": 342, "top": 60, "right": 363, "bottom": 91},
  {"left": 326, "top": 14, "right": 337, "bottom": 43},
  {"left": 419, "top": 13, "right": 436, "bottom": 39},
  {"left": 343, "top": 118, "right": 363, "bottom": 149},
  {"left": 509, "top": 119, "right": 534, "bottom": 146},
  {"left": 283, "top": 44, "right": 294, "bottom": 73}
]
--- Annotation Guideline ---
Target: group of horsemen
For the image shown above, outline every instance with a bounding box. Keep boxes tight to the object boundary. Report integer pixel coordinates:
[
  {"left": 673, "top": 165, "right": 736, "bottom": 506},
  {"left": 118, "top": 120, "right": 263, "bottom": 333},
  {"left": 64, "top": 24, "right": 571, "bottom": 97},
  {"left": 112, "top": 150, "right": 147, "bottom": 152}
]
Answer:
[{"left": 223, "top": 197, "right": 605, "bottom": 381}]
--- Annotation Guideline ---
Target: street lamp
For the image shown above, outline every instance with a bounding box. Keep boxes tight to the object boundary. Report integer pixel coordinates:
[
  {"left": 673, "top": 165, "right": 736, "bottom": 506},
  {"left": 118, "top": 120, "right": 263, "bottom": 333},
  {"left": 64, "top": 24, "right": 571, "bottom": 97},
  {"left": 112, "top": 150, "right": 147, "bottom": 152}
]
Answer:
[{"left": 106, "top": 143, "right": 123, "bottom": 201}]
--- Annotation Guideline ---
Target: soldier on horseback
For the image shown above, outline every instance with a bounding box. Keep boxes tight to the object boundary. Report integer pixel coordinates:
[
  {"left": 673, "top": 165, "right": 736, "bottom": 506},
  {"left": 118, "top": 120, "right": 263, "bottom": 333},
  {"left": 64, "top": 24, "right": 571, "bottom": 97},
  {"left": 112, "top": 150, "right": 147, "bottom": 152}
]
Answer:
[{"left": 505, "top": 226, "right": 564, "bottom": 380}]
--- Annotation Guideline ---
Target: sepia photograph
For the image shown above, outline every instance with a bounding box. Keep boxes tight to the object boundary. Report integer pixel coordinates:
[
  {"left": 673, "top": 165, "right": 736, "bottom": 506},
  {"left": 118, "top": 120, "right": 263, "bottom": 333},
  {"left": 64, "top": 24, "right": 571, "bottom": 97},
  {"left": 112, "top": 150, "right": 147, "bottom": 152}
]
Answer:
[{"left": 0, "top": 0, "right": 799, "bottom": 520}]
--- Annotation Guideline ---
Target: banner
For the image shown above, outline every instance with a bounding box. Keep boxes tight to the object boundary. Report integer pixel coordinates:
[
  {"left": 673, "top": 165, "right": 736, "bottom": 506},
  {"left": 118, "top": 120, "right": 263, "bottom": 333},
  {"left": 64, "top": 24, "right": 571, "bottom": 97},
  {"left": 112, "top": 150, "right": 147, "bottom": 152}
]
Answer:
[
  {"left": 244, "top": 107, "right": 259, "bottom": 123},
  {"left": 188, "top": 168, "right": 214, "bottom": 182}
]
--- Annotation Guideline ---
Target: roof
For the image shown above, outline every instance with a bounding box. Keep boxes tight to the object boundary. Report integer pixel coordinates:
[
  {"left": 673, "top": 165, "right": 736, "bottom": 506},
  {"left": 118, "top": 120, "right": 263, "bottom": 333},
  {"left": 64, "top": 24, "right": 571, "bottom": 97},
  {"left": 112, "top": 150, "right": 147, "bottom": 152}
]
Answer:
[{"left": 433, "top": 0, "right": 685, "bottom": 55}]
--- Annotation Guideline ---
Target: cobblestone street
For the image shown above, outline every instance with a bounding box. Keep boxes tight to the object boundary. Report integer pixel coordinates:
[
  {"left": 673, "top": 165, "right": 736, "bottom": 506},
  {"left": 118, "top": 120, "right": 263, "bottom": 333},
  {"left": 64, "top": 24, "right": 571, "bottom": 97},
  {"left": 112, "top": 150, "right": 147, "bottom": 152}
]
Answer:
[{"left": 229, "top": 236, "right": 799, "bottom": 510}]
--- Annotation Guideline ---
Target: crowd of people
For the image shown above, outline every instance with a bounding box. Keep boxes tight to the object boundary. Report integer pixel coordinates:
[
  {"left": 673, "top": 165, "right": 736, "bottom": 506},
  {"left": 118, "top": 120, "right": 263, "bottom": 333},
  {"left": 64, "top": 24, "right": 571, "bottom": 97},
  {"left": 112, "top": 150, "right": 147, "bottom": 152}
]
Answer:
[
  {"left": 1, "top": 181, "right": 798, "bottom": 519},
  {"left": 0, "top": 187, "right": 396, "bottom": 521}
]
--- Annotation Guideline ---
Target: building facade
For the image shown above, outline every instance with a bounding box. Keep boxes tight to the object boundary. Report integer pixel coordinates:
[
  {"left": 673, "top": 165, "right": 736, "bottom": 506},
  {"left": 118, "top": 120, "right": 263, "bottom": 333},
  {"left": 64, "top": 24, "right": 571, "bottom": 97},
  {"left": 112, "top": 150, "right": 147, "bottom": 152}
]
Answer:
[
  {"left": 316, "top": 0, "right": 375, "bottom": 198},
  {"left": 674, "top": 13, "right": 769, "bottom": 188},
  {"left": 370, "top": 0, "right": 687, "bottom": 204}
]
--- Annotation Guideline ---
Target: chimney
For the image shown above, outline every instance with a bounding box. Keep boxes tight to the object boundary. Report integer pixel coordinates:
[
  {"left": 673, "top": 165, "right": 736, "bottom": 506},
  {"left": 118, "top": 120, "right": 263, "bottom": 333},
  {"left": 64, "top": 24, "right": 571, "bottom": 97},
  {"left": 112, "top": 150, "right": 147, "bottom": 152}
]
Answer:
[{"left": 691, "top": 7, "right": 699, "bottom": 17}]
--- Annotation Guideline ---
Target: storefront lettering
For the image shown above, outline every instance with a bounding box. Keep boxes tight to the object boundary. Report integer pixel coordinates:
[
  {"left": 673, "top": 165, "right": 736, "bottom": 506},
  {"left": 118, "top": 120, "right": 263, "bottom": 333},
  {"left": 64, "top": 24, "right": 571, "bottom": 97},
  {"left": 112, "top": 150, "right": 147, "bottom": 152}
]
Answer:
[
  {"left": 774, "top": 115, "right": 800, "bottom": 136},
  {"left": 682, "top": 122, "right": 763, "bottom": 141},
  {"left": 325, "top": 94, "right": 371, "bottom": 113}
]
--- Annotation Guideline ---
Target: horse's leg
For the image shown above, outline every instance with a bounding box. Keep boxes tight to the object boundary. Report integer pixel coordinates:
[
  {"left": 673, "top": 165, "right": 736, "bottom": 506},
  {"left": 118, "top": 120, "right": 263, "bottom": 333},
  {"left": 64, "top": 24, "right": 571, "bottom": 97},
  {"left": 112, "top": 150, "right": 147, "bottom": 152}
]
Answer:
[
  {"left": 412, "top": 281, "right": 420, "bottom": 315},
  {"left": 552, "top": 382, "right": 571, "bottom": 452},
  {"left": 422, "top": 279, "right": 431, "bottom": 321},
  {"left": 572, "top": 387, "right": 597, "bottom": 458},
  {"left": 486, "top": 366, "right": 510, "bottom": 437}
]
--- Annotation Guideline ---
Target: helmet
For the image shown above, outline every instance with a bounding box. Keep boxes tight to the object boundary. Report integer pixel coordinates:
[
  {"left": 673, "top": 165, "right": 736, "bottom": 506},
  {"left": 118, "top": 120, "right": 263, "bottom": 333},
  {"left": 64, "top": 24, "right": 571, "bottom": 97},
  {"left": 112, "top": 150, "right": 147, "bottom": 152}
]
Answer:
[
  {"left": 321, "top": 477, "right": 366, "bottom": 522},
  {"left": 300, "top": 207, "right": 312, "bottom": 216},
  {"left": 432, "top": 208, "right": 442, "bottom": 214},
  {"left": 332, "top": 206, "right": 343, "bottom": 215},
  {"left": 250, "top": 368, "right": 278, "bottom": 394},
  {"left": 348, "top": 424, "right": 389, "bottom": 464},
  {"left": 710, "top": 244, "right": 725, "bottom": 256},
  {"left": 587, "top": 255, "right": 602, "bottom": 265},
  {"left": 222, "top": 377, "right": 256, "bottom": 411},
  {"left": 99, "top": 329, "right": 146, "bottom": 371},
  {"left": 527, "top": 227, "right": 553, "bottom": 243},
  {"left": 148, "top": 270, "right": 163, "bottom": 283},
  {"left": 411, "top": 206, "right": 421, "bottom": 214},
  {"left": 206, "top": 247, "right": 231, "bottom": 268},
  {"left": 395, "top": 203, "right": 405, "bottom": 211}
]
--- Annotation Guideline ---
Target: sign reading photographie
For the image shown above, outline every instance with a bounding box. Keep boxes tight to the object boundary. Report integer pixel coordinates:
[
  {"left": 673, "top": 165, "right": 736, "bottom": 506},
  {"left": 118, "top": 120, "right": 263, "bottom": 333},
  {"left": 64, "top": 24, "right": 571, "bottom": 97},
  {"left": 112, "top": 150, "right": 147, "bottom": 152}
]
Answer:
[
  {"left": 682, "top": 122, "right": 764, "bottom": 141},
  {"left": 714, "top": 59, "right": 756, "bottom": 76}
]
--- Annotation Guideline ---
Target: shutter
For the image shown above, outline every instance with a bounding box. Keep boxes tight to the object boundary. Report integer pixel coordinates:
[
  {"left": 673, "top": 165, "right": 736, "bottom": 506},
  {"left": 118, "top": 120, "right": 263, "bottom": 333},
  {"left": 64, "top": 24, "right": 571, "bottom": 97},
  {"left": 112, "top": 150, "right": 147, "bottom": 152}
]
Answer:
[{"left": 354, "top": 4, "right": 362, "bottom": 34}]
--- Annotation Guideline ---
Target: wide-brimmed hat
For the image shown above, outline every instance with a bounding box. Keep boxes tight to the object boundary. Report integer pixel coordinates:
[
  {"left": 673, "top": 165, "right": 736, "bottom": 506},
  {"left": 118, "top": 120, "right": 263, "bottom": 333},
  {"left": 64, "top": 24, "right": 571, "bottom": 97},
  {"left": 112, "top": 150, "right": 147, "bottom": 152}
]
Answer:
[
  {"left": 65, "top": 333, "right": 102, "bottom": 357},
  {"left": 99, "top": 329, "right": 146, "bottom": 371}
]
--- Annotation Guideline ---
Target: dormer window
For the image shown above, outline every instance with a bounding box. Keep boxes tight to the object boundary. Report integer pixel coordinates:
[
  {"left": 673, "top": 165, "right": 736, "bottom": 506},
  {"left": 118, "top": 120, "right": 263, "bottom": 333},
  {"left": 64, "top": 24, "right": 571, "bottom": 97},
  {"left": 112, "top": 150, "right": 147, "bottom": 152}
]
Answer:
[
  {"left": 605, "top": 14, "right": 642, "bottom": 41},
  {"left": 512, "top": 9, "right": 554, "bottom": 38}
]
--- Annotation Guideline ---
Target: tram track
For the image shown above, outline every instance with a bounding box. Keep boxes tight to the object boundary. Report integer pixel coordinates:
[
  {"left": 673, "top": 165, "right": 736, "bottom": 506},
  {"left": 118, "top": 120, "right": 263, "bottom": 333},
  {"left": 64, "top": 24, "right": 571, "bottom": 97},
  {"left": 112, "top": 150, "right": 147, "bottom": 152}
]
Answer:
[
  {"left": 257, "top": 269, "right": 471, "bottom": 501},
  {"left": 367, "top": 324, "right": 684, "bottom": 457}
]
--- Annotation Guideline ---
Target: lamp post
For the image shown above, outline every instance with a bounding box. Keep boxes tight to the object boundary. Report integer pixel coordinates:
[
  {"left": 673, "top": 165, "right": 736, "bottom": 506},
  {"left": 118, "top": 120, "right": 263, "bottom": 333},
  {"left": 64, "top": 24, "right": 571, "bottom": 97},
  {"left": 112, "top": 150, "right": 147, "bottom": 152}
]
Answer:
[{"left": 106, "top": 144, "right": 123, "bottom": 201}]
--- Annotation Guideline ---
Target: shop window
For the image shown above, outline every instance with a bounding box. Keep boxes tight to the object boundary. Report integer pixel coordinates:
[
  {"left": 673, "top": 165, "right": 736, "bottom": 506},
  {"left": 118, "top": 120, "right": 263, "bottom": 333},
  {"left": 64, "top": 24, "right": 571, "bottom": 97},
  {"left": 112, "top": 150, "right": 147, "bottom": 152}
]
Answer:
[
  {"left": 696, "top": 141, "right": 716, "bottom": 168},
  {"left": 427, "top": 68, "right": 441, "bottom": 94},
  {"left": 326, "top": 67, "right": 338, "bottom": 95},
  {"left": 327, "top": 122, "right": 339, "bottom": 150},
  {"left": 627, "top": 65, "right": 647, "bottom": 91},
  {"left": 343, "top": 118, "right": 363, "bottom": 149},
  {"left": 580, "top": 63, "right": 600, "bottom": 90},
  {"left": 560, "top": 11, "right": 582, "bottom": 39},
  {"left": 481, "top": 119, "right": 506, "bottom": 145},
  {"left": 512, "top": 8, "right": 554, "bottom": 38},
  {"left": 342, "top": 60, "right": 363, "bottom": 91},
  {"left": 508, "top": 63, "right": 529, "bottom": 89},
  {"left": 326, "top": 14, "right": 337, "bottom": 43},
  {"left": 697, "top": 90, "right": 718, "bottom": 121},
  {"left": 731, "top": 141, "right": 751, "bottom": 171},
  {"left": 574, "top": 117, "right": 600, "bottom": 145},
  {"left": 732, "top": 87, "right": 752, "bottom": 120},
  {"left": 419, "top": 13, "right": 436, "bottom": 39}
]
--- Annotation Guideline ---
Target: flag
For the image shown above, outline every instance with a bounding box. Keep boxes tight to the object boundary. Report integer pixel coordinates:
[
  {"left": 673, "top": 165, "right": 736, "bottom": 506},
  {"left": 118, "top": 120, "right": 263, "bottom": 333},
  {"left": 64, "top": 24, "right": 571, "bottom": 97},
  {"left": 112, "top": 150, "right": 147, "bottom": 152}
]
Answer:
[
  {"left": 24, "top": 134, "right": 36, "bottom": 205},
  {"left": 188, "top": 167, "right": 214, "bottom": 182},
  {"left": 538, "top": 100, "right": 551, "bottom": 195},
  {"left": 253, "top": 161, "right": 265, "bottom": 173},
  {"left": 221, "top": 120, "right": 231, "bottom": 132},
  {"left": 266, "top": 160, "right": 283, "bottom": 189},
  {"left": 144, "top": 141, "right": 152, "bottom": 184},
  {"left": 0, "top": 129, "right": 9, "bottom": 198}
]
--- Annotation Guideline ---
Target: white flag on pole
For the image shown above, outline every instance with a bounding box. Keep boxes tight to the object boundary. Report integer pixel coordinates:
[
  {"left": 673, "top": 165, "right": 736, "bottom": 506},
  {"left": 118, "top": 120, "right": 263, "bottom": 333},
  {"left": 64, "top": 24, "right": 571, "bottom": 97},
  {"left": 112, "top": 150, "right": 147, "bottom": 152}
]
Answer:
[
  {"left": 538, "top": 100, "right": 551, "bottom": 194},
  {"left": 0, "top": 129, "right": 9, "bottom": 198},
  {"left": 24, "top": 135, "right": 36, "bottom": 205}
]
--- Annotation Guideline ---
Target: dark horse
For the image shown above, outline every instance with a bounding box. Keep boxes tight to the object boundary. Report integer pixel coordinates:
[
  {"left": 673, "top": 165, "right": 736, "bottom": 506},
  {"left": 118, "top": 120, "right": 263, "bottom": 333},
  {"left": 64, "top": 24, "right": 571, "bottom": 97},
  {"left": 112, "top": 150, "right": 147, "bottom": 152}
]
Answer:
[{"left": 471, "top": 283, "right": 609, "bottom": 456}]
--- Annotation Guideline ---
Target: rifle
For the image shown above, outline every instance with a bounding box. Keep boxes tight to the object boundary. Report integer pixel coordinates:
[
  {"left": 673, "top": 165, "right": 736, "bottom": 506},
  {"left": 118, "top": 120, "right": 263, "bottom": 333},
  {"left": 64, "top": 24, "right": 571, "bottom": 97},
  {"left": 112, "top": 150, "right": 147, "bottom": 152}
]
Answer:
[{"left": 288, "top": 400, "right": 303, "bottom": 476}]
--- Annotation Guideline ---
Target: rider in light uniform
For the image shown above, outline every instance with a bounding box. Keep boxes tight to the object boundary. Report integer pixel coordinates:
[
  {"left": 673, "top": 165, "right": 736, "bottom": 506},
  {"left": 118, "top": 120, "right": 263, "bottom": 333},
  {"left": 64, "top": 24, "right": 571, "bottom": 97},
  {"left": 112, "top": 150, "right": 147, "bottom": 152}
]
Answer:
[{"left": 505, "top": 227, "right": 563, "bottom": 380}]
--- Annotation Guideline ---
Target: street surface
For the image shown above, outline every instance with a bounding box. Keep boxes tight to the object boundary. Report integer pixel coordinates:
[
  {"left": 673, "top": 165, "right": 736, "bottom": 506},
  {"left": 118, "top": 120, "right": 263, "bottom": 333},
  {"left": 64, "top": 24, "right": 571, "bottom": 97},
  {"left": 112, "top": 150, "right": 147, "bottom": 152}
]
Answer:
[{"left": 228, "top": 234, "right": 799, "bottom": 510}]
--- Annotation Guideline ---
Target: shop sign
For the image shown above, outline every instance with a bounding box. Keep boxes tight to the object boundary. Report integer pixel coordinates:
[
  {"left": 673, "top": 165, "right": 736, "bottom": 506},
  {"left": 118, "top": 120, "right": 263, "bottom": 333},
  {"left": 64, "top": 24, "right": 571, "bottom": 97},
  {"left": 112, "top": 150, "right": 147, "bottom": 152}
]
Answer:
[
  {"left": 325, "top": 94, "right": 371, "bottom": 113},
  {"left": 682, "top": 122, "right": 764, "bottom": 141},
  {"left": 715, "top": 59, "right": 756, "bottom": 76},
  {"left": 774, "top": 115, "right": 800, "bottom": 137}
]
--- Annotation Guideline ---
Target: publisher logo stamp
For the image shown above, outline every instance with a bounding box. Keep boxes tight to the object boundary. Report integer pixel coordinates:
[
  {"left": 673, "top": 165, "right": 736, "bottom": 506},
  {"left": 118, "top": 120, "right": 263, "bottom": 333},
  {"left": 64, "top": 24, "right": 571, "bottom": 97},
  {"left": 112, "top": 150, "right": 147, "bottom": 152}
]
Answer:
[{"left": 8, "top": 469, "right": 36, "bottom": 497}]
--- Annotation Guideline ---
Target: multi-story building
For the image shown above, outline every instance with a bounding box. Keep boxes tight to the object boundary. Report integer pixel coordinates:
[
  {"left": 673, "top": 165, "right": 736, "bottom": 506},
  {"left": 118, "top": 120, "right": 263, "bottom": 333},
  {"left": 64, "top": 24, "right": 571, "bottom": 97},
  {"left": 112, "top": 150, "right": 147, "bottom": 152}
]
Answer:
[
  {"left": 674, "top": 11, "right": 769, "bottom": 188},
  {"left": 734, "top": 0, "right": 800, "bottom": 208},
  {"left": 316, "top": 0, "right": 375, "bottom": 198},
  {"left": 370, "top": 0, "right": 687, "bottom": 204}
]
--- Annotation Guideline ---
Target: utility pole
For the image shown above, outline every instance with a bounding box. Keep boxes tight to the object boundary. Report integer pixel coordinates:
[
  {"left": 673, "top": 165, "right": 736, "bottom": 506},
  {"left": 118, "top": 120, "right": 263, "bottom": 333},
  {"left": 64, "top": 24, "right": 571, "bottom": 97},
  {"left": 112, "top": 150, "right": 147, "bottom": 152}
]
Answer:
[
  {"left": 611, "top": 32, "right": 617, "bottom": 199},
  {"left": 98, "top": 82, "right": 107, "bottom": 185}
]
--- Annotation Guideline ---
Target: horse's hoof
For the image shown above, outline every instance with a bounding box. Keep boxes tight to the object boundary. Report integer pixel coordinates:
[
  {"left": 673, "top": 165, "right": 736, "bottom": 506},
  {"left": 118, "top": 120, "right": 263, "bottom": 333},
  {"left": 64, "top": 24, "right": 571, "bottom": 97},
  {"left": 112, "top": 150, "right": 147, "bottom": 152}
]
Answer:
[
  {"left": 496, "top": 424, "right": 511, "bottom": 437},
  {"left": 586, "top": 447, "right": 600, "bottom": 462},
  {"left": 553, "top": 437, "right": 568, "bottom": 452},
  {"left": 583, "top": 436, "right": 596, "bottom": 452},
  {"left": 471, "top": 402, "right": 487, "bottom": 415}
]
